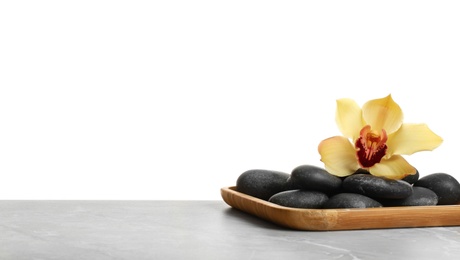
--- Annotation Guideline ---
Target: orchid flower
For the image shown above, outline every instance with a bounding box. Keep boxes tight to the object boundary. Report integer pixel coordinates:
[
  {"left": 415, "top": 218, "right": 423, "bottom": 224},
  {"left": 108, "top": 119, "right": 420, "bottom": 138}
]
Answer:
[{"left": 318, "top": 94, "right": 443, "bottom": 180}]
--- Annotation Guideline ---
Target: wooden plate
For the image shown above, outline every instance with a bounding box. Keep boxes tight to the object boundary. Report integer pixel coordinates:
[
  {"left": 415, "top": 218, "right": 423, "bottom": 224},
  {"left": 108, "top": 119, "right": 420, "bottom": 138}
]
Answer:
[{"left": 221, "top": 186, "right": 460, "bottom": 231}]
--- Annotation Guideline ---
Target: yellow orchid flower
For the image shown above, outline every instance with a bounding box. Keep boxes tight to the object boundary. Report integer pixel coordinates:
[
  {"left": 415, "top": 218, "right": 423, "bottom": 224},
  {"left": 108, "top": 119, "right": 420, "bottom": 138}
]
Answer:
[{"left": 318, "top": 94, "right": 443, "bottom": 180}]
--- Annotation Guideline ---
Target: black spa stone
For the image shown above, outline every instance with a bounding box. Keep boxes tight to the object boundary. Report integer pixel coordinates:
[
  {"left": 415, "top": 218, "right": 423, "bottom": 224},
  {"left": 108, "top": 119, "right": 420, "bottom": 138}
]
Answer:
[
  {"left": 378, "top": 186, "right": 438, "bottom": 207},
  {"left": 353, "top": 168, "right": 371, "bottom": 175},
  {"left": 322, "top": 193, "right": 382, "bottom": 209},
  {"left": 401, "top": 169, "right": 420, "bottom": 185},
  {"left": 268, "top": 190, "right": 329, "bottom": 209},
  {"left": 236, "top": 169, "right": 290, "bottom": 200},
  {"left": 414, "top": 173, "right": 460, "bottom": 205},
  {"left": 287, "top": 165, "right": 342, "bottom": 193},
  {"left": 342, "top": 174, "right": 413, "bottom": 199}
]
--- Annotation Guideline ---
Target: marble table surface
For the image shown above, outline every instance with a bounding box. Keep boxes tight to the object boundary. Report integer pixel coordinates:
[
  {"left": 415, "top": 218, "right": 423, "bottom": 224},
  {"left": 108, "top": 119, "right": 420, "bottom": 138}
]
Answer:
[{"left": 1, "top": 200, "right": 460, "bottom": 260}]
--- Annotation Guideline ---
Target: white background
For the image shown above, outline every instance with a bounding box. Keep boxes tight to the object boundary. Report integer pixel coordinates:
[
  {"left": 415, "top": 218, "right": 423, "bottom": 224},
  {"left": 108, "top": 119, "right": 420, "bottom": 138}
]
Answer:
[{"left": 1, "top": 1, "right": 459, "bottom": 199}]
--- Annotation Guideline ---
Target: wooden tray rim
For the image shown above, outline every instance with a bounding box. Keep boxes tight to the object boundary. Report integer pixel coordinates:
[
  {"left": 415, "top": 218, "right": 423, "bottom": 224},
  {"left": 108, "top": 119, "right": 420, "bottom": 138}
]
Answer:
[{"left": 221, "top": 186, "right": 460, "bottom": 231}]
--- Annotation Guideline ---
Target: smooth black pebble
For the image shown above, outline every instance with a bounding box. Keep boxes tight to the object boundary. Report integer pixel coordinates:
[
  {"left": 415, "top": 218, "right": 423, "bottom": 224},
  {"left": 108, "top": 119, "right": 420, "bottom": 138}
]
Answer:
[
  {"left": 322, "top": 193, "right": 382, "bottom": 209},
  {"left": 343, "top": 174, "right": 413, "bottom": 199},
  {"left": 378, "top": 186, "right": 438, "bottom": 207},
  {"left": 353, "top": 168, "right": 371, "bottom": 175},
  {"left": 401, "top": 169, "right": 420, "bottom": 185},
  {"left": 236, "top": 169, "right": 290, "bottom": 200},
  {"left": 268, "top": 190, "right": 329, "bottom": 209},
  {"left": 287, "top": 165, "right": 342, "bottom": 193},
  {"left": 415, "top": 173, "right": 460, "bottom": 205}
]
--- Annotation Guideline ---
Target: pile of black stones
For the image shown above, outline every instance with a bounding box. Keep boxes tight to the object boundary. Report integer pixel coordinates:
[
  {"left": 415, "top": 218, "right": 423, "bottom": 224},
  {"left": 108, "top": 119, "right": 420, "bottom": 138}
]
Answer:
[{"left": 236, "top": 165, "right": 460, "bottom": 209}]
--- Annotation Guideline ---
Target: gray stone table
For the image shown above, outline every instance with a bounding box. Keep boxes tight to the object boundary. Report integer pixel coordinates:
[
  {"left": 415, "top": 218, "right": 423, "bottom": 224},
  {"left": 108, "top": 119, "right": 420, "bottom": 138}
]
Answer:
[{"left": 1, "top": 200, "right": 460, "bottom": 260}]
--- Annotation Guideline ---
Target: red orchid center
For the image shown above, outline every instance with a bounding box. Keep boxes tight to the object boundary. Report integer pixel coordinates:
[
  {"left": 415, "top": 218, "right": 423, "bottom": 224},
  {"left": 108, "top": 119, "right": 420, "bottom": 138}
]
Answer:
[{"left": 355, "top": 125, "right": 388, "bottom": 168}]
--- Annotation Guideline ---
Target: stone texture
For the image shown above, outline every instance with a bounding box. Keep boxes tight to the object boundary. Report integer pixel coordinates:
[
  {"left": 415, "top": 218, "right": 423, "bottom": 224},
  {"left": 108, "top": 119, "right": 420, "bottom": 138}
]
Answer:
[
  {"left": 402, "top": 169, "right": 420, "bottom": 185},
  {"left": 343, "top": 174, "right": 413, "bottom": 199},
  {"left": 322, "top": 193, "right": 383, "bottom": 209},
  {"left": 236, "top": 169, "right": 290, "bottom": 200},
  {"left": 268, "top": 190, "right": 328, "bottom": 209},
  {"left": 378, "top": 186, "right": 438, "bottom": 207},
  {"left": 288, "top": 165, "right": 342, "bottom": 193},
  {"left": 415, "top": 173, "right": 460, "bottom": 205}
]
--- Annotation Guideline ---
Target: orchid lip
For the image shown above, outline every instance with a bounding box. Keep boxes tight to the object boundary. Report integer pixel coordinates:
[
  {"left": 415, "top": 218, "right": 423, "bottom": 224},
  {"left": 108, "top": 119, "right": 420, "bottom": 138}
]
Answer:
[{"left": 355, "top": 125, "right": 388, "bottom": 168}]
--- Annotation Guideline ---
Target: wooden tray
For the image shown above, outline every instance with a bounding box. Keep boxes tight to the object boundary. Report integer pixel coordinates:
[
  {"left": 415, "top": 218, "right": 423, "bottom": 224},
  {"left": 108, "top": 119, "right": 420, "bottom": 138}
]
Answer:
[{"left": 221, "top": 186, "right": 460, "bottom": 231}]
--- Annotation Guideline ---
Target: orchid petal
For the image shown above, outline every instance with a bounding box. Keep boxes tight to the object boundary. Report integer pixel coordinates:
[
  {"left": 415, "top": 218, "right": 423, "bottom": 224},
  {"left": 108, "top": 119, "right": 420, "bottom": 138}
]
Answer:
[
  {"left": 318, "top": 136, "right": 359, "bottom": 177},
  {"left": 386, "top": 123, "right": 443, "bottom": 156},
  {"left": 362, "top": 94, "right": 403, "bottom": 135},
  {"left": 335, "top": 98, "right": 364, "bottom": 141},
  {"left": 369, "top": 155, "right": 416, "bottom": 180}
]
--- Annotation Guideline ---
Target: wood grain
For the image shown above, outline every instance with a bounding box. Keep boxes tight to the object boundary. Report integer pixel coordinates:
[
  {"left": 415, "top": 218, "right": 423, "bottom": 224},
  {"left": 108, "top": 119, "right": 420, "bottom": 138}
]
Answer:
[{"left": 221, "top": 186, "right": 460, "bottom": 231}]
